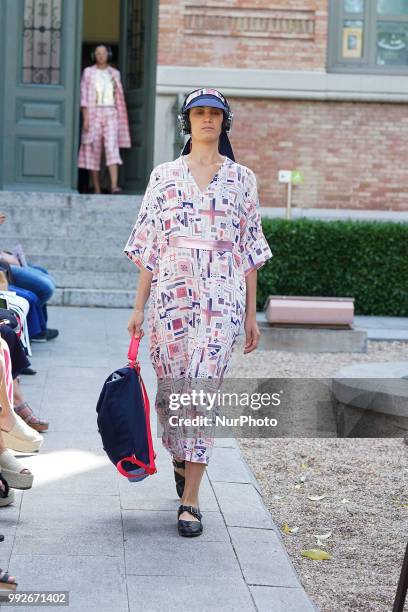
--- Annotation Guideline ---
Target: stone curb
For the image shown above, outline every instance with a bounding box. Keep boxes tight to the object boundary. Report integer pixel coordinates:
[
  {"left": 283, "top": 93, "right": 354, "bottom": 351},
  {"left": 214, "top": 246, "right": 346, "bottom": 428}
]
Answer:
[{"left": 208, "top": 441, "right": 320, "bottom": 611}]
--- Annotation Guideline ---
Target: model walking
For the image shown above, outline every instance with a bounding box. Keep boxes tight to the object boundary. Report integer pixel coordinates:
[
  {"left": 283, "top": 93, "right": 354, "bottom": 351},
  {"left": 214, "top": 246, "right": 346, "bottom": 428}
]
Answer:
[
  {"left": 78, "top": 44, "right": 131, "bottom": 194},
  {"left": 124, "top": 88, "right": 272, "bottom": 537}
]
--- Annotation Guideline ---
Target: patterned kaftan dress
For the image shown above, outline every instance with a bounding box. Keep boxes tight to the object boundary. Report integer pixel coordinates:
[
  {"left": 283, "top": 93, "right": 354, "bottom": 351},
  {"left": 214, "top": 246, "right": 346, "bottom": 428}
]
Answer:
[{"left": 124, "top": 155, "right": 272, "bottom": 465}]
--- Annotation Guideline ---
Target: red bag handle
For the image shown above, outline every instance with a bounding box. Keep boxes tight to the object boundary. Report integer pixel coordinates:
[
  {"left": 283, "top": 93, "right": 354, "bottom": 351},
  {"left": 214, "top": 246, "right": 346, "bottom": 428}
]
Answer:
[{"left": 128, "top": 335, "right": 141, "bottom": 367}]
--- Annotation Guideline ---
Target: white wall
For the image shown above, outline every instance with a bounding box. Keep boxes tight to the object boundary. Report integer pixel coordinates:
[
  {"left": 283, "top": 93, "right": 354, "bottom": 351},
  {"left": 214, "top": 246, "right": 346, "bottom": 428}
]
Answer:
[{"left": 153, "top": 94, "right": 179, "bottom": 167}]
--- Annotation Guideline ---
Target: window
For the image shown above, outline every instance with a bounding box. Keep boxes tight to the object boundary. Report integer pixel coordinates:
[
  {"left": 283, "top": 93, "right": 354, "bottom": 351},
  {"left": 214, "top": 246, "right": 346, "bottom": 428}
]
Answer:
[
  {"left": 328, "top": 0, "right": 408, "bottom": 73},
  {"left": 22, "top": 0, "right": 62, "bottom": 84},
  {"left": 126, "top": 0, "right": 145, "bottom": 90}
]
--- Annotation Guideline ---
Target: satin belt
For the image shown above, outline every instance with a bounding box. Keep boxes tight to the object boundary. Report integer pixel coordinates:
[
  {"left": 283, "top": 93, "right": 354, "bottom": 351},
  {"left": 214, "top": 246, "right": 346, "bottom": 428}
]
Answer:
[{"left": 168, "top": 235, "right": 233, "bottom": 252}]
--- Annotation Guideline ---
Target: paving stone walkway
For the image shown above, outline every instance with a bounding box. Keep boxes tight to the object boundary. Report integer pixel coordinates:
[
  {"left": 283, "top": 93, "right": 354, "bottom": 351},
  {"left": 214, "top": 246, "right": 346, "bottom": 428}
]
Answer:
[{"left": 1, "top": 307, "right": 317, "bottom": 612}]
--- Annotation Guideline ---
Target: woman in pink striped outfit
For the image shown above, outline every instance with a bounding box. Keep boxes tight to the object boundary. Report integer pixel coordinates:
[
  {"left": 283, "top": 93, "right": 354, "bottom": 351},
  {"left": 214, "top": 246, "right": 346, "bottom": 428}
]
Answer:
[{"left": 78, "top": 44, "right": 131, "bottom": 194}]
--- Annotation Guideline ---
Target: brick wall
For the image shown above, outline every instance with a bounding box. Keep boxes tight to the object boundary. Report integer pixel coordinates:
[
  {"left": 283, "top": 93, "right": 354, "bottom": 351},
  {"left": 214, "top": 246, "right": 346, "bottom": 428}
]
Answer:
[
  {"left": 230, "top": 98, "right": 408, "bottom": 210},
  {"left": 157, "top": 1, "right": 408, "bottom": 211},
  {"left": 158, "top": 0, "right": 328, "bottom": 71}
]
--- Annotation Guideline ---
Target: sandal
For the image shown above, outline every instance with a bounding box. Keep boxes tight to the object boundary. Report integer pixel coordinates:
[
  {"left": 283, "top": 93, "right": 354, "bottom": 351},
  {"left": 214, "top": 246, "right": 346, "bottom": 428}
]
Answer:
[
  {"left": 14, "top": 402, "right": 49, "bottom": 433},
  {"left": 177, "top": 504, "right": 203, "bottom": 537},
  {"left": 0, "top": 568, "right": 17, "bottom": 591},
  {"left": 111, "top": 187, "right": 122, "bottom": 195},
  {"left": 1, "top": 413, "right": 43, "bottom": 453},
  {"left": 0, "top": 474, "right": 14, "bottom": 507},
  {"left": 0, "top": 449, "right": 33, "bottom": 490},
  {"left": 172, "top": 458, "right": 185, "bottom": 498}
]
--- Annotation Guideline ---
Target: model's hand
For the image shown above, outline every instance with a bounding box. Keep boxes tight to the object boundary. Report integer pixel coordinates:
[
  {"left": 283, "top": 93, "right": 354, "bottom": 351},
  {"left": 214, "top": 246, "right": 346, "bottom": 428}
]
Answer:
[
  {"left": 0, "top": 213, "right": 6, "bottom": 225},
  {"left": 128, "top": 309, "right": 145, "bottom": 339},
  {"left": 83, "top": 118, "right": 89, "bottom": 131},
  {"left": 243, "top": 315, "right": 260, "bottom": 354}
]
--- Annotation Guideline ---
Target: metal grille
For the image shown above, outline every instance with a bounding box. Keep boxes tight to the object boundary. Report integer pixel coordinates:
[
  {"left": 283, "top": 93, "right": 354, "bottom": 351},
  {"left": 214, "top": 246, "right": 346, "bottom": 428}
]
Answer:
[
  {"left": 126, "top": 0, "right": 144, "bottom": 89},
  {"left": 22, "top": 0, "right": 62, "bottom": 85}
]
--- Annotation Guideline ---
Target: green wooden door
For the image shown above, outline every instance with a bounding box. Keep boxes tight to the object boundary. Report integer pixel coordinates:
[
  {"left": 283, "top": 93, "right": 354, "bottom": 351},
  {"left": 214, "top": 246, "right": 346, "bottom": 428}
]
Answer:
[
  {"left": 119, "top": 0, "right": 158, "bottom": 193},
  {"left": 2, "top": 0, "right": 82, "bottom": 191}
]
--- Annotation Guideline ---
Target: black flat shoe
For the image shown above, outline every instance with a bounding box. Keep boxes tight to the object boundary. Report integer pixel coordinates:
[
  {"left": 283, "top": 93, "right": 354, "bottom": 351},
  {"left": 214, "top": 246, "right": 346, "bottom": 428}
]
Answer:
[
  {"left": 31, "top": 328, "right": 59, "bottom": 343},
  {"left": 172, "top": 458, "right": 185, "bottom": 498},
  {"left": 19, "top": 367, "right": 37, "bottom": 376},
  {"left": 177, "top": 504, "right": 203, "bottom": 537}
]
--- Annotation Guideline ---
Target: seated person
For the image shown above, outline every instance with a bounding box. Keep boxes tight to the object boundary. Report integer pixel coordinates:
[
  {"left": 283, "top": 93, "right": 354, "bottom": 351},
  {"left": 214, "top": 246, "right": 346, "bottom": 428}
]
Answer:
[
  {"left": 0, "top": 245, "right": 59, "bottom": 342},
  {"left": 6, "top": 284, "right": 54, "bottom": 342},
  {"left": 0, "top": 323, "right": 49, "bottom": 432}
]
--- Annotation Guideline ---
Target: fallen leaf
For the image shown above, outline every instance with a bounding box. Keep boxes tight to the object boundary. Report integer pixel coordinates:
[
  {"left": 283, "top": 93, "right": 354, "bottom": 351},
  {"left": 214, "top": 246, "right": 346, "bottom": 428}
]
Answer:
[
  {"left": 314, "top": 531, "right": 332, "bottom": 546},
  {"left": 273, "top": 495, "right": 285, "bottom": 501},
  {"left": 301, "top": 548, "right": 331, "bottom": 561},
  {"left": 314, "top": 531, "right": 332, "bottom": 539},
  {"left": 301, "top": 462, "right": 308, "bottom": 470},
  {"left": 294, "top": 484, "right": 302, "bottom": 490},
  {"left": 282, "top": 522, "right": 299, "bottom": 534},
  {"left": 308, "top": 494, "right": 327, "bottom": 501}
]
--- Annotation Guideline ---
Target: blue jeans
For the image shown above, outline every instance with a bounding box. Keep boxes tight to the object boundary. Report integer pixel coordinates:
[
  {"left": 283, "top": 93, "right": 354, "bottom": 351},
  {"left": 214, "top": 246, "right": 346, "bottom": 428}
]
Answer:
[
  {"left": 8, "top": 285, "right": 47, "bottom": 337},
  {"left": 10, "top": 264, "right": 56, "bottom": 307}
]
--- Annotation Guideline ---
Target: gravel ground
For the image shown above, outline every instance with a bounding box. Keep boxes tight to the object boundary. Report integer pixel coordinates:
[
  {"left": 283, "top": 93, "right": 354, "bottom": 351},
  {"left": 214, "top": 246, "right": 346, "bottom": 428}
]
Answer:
[{"left": 228, "top": 338, "right": 408, "bottom": 612}]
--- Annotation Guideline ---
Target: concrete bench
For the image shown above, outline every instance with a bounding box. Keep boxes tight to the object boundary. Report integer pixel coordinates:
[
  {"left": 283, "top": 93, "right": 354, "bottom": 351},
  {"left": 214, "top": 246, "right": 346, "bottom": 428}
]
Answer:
[
  {"left": 331, "top": 362, "right": 408, "bottom": 437},
  {"left": 265, "top": 295, "right": 355, "bottom": 327},
  {"left": 258, "top": 296, "right": 367, "bottom": 353}
]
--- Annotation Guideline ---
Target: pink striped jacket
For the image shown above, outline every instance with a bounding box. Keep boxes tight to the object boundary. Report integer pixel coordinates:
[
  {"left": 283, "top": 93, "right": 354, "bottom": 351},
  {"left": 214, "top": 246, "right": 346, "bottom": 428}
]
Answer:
[{"left": 80, "top": 65, "right": 131, "bottom": 148}]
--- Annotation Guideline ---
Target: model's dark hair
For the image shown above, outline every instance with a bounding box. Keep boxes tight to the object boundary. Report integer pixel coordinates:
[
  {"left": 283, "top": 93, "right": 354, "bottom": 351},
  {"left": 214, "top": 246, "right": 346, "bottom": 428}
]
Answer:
[{"left": 91, "top": 44, "right": 113, "bottom": 63}]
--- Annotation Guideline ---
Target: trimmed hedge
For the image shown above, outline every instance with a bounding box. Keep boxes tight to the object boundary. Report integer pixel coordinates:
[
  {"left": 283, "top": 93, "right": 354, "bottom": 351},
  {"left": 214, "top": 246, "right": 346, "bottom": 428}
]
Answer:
[{"left": 257, "top": 218, "right": 408, "bottom": 316}]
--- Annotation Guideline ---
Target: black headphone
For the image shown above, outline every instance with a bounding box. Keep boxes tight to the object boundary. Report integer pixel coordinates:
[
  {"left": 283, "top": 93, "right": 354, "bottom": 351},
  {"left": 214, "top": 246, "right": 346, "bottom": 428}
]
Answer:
[
  {"left": 177, "top": 89, "right": 234, "bottom": 136},
  {"left": 91, "top": 44, "right": 113, "bottom": 64}
]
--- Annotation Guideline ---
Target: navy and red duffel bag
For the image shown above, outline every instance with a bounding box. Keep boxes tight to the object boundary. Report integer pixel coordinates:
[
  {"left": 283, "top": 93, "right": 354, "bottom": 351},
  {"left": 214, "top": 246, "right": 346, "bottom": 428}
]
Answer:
[{"left": 96, "top": 336, "right": 157, "bottom": 482}]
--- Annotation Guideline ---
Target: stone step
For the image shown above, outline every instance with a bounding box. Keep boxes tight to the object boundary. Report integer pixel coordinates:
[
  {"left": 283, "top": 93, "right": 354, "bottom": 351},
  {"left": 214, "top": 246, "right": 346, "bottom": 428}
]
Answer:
[
  {"left": 26, "top": 253, "right": 135, "bottom": 274},
  {"left": 0, "top": 191, "right": 143, "bottom": 307},
  {"left": 1, "top": 203, "right": 138, "bottom": 218},
  {"left": 1, "top": 236, "right": 128, "bottom": 255},
  {"left": 49, "top": 269, "right": 138, "bottom": 290},
  {"left": 1, "top": 219, "right": 137, "bottom": 239},
  {"left": 0, "top": 191, "right": 141, "bottom": 213},
  {"left": 0, "top": 212, "right": 137, "bottom": 233},
  {"left": 50, "top": 287, "right": 135, "bottom": 308},
  {"left": 0, "top": 194, "right": 140, "bottom": 237}
]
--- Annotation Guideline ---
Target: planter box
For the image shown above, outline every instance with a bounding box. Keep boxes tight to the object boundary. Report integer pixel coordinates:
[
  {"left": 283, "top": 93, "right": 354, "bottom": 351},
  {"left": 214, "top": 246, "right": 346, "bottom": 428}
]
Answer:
[{"left": 265, "top": 295, "right": 354, "bottom": 328}]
